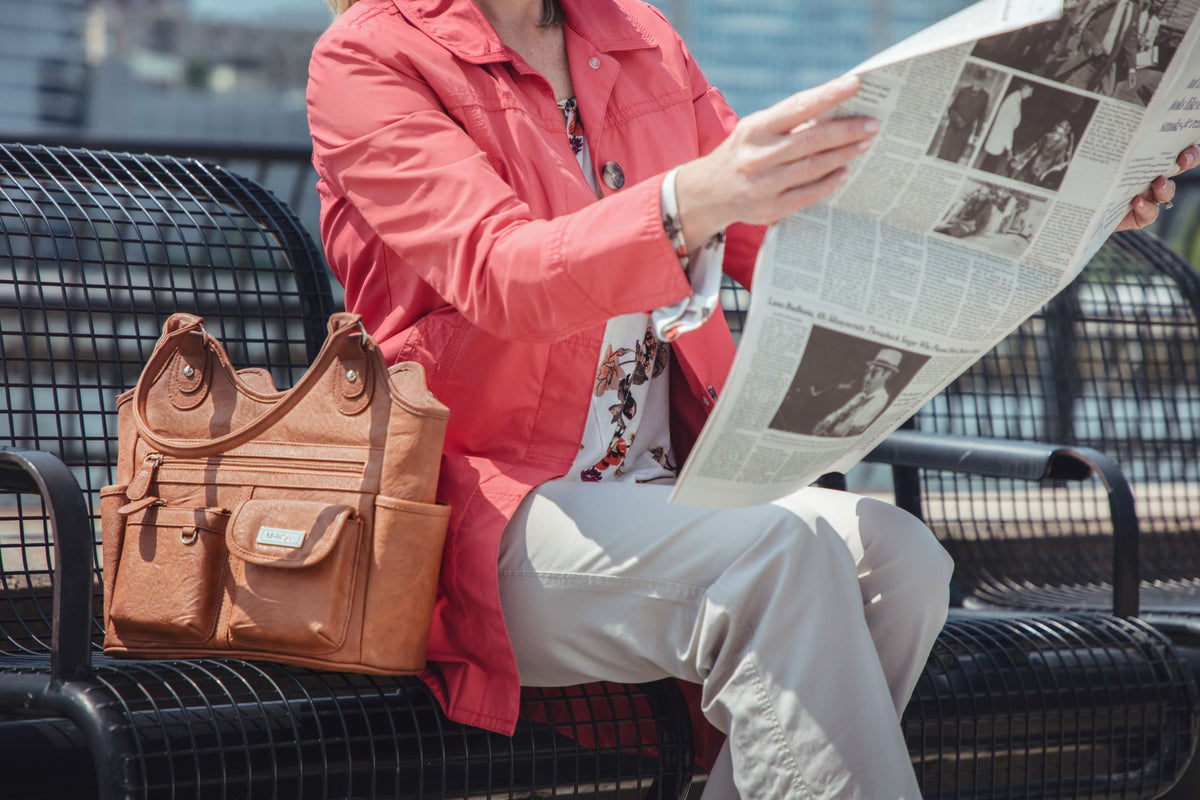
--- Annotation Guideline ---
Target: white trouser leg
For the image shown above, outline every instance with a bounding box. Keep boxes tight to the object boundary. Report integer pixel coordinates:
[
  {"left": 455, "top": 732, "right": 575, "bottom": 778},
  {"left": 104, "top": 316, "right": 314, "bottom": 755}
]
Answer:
[
  {"left": 700, "top": 739, "right": 736, "bottom": 800},
  {"left": 497, "top": 480, "right": 953, "bottom": 800}
]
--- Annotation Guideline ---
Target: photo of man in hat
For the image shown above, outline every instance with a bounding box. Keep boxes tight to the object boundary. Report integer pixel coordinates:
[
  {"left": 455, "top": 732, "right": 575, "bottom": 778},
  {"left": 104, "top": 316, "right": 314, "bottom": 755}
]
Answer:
[
  {"left": 769, "top": 328, "right": 929, "bottom": 437},
  {"left": 811, "top": 348, "right": 904, "bottom": 437}
]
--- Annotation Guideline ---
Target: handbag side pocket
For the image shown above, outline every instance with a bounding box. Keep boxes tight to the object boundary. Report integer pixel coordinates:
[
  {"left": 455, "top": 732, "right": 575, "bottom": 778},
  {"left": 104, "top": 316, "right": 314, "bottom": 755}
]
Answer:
[
  {"left": 226, "top": 498, "right": 364, "bottom": 654},
  {"left": 108, "top": 503, "right": 230, "bottom": 643},
  {"left": 99, "top": 484, "right": 129, "bottom": 630},
  {"left": 359, "top": 496, "right": 450, "bottom": 672}
]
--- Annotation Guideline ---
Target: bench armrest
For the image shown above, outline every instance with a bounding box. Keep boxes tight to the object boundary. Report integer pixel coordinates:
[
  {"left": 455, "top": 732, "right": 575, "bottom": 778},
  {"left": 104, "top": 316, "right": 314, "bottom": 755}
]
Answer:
[
  {"left": 0, "top": 448, "right": 94, "bottom": 678},
  {"left": 864, "top": 430, "right": 1140, "bottom": 618}
]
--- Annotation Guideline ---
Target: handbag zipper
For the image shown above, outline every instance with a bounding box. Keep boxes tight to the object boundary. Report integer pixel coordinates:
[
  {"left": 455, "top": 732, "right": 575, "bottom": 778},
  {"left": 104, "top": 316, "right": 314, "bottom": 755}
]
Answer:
[
  {"left": 162, "top": 453, "right": 362, "bottom": 472},
  {"left": 127, "top": 454, "right": 164, "bottom": 501},
  {"left": 157, "top": 454, "right": 364, "bottom": 475},
  {"left": 130, "top": 452, "right": 363, "bottom": 492}
]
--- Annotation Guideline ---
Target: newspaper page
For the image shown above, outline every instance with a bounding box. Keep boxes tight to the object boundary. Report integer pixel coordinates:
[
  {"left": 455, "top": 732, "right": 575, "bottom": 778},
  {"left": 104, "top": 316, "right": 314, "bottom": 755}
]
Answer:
[{"left": 671, "top": 0, "right": 1200, "bottom": 507}]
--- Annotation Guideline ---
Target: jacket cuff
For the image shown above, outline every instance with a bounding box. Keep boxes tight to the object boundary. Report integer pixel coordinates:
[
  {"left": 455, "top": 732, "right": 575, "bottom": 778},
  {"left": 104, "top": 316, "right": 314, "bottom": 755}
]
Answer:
[{"left": 557, "top": 173, "right": 694, "bottom": 317}]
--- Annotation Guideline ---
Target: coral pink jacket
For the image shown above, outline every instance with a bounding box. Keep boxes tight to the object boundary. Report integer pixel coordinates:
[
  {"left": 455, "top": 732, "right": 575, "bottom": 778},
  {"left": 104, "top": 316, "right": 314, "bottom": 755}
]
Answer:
[{"left": 307, "top": 0, "right": 765, "bottom": 736}]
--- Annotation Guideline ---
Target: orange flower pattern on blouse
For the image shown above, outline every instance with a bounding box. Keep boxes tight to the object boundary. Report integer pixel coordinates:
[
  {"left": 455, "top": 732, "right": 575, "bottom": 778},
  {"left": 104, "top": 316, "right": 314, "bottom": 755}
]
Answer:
[{"left": 581, "top": 328, "right": 671, "bottom": 481}]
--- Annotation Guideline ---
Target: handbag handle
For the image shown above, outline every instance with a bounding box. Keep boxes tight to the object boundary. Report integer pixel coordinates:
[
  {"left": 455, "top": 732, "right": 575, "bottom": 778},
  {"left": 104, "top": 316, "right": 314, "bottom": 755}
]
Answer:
[{"left": 132, "top": 312, "right": 376, "bottom": 458}]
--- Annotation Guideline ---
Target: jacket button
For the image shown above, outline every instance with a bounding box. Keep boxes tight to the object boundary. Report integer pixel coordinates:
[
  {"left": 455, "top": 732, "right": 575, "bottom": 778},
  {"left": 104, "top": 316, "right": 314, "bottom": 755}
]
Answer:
[
  {"left": 601, "top": 161, "right": 625, "bottom": 190},
  {"left": 588, "top": 57, "right": 601, "bottom": 69}
]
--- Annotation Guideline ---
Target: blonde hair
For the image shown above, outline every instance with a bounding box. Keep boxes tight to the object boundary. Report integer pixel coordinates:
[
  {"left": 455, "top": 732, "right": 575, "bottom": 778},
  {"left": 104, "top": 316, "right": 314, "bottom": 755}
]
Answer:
[{"left": 326, "top": 0, "right": 562, "bottom": 26}]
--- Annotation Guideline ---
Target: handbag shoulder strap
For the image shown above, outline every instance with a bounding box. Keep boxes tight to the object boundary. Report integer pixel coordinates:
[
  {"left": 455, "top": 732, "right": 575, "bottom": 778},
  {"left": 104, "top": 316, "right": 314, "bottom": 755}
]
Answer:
[{"left": 132, "top": 312, "right": 376, "bottom": 458}]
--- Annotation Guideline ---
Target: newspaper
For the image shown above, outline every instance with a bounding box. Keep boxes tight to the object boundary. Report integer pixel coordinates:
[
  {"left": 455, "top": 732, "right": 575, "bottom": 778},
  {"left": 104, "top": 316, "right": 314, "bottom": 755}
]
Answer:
[{"left": 671, "top": 0, "right": 1200, "bottom": 507}]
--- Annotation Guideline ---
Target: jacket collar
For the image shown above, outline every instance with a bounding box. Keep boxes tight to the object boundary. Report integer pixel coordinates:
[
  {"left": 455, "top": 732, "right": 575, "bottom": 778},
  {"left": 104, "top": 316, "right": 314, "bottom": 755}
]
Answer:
[{"left": 391, "top": 0, "right": 657, "bottom": 64}]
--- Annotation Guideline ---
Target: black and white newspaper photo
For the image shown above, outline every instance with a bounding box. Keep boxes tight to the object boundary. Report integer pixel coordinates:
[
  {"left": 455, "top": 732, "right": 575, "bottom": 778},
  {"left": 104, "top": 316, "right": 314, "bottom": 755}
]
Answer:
[{"left": 972, "top": 0, "right": 1196, "bottom": 107}]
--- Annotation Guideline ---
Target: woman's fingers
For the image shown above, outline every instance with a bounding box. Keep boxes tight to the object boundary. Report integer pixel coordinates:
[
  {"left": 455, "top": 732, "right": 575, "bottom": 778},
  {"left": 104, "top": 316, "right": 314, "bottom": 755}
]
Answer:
[
  {"left": 1132, "top": 195, "right": 1160, "bottom": 228},
  {"left": 1147, "top": 174, "right": 1176, "bottom": 206},
  {"left": 774, "top": 169, "right": 851, "bottom": 222},
  {"left": 773, "top": 137, "right": 874, "bottom": 192},
  {"left": 1116, "top": 193, "right": 1161, "bottom": 232},
  {"left": 1111, "top": 143, "right": 1198, "bottom": 233},
  {"left": 1173, "top": 143, "right": 1200, "bottom": 175},
  {"left": 729, "top": 114, "right": 877, "bottom": 187},
  {"left": 1115, "top": 174, "right": 1179, "bottom": 232},
  {"left": 673, "top": 75, "right": 874, "bottom": 240},
  {"left": 777, "top": 115, "right": 880, "bottom": 166},
  {"left": 759, "top": 75, "right": 864, "bottom": 136}
]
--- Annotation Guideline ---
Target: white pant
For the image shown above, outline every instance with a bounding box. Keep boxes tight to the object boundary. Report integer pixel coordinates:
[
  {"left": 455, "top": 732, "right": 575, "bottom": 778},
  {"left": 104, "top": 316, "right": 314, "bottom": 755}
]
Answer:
[{"left": 497, "top": 480, "right": 954, "bottom": 799}]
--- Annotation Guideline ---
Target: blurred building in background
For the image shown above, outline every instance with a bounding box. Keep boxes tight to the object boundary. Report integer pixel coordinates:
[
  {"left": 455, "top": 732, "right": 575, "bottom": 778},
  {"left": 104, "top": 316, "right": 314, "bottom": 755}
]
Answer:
[
  {"left": 657, "top": 0, "right": 974, "bottom": 115},
  {"left": 82, "top": 0, "right": 321, "bottom": 144},
  {"left": 3, "top": 0, "right": 978, "bottom": 146},
  {"left": 0, "top": 0, "right": 89, "bottom": 134}
]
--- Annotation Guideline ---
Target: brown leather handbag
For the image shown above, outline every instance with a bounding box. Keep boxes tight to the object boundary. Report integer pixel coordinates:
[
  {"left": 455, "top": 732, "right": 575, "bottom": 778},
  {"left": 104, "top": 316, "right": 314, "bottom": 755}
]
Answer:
[{"left": 100, "top": 312, "right": 450, "bottom": 674}]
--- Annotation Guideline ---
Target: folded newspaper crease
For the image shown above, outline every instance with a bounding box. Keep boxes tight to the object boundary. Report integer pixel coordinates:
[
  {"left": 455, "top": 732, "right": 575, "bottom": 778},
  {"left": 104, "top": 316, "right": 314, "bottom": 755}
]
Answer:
[{"left": 672, "top": 0, "right": 1200, "bottom": 507}]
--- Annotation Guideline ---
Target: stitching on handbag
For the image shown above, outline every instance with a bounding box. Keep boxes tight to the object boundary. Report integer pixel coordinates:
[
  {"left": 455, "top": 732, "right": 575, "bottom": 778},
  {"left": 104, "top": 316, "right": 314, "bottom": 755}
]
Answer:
[
  {"left": 166, "top": 351, "right": 210, "bottom": 411},
  {"left": 332, "top": 364, "right": 373, "bottom": 416},
  {"left": 326, "top": 518, "right": 364, "bottom": 651}
]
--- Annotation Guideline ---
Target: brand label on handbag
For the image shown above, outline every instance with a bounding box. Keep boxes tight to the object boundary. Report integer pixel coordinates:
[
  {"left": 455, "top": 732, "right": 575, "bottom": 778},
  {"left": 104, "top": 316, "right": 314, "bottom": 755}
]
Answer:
[{"left": 256, "top": 526, "right": 306, "bottom": 548}]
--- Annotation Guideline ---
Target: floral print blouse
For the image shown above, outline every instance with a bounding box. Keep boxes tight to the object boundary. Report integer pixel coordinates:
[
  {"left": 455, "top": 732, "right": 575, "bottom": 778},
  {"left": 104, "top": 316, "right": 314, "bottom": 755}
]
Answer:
[{"left": 559, "top": 97, "right": 677, "bottom": 482}]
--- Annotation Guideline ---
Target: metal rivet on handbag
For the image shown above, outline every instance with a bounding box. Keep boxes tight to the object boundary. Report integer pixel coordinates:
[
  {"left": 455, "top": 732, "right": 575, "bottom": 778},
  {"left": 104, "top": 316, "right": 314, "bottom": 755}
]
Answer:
[{"left": 100, "top": 311, "right": 450, "bottom": 674}]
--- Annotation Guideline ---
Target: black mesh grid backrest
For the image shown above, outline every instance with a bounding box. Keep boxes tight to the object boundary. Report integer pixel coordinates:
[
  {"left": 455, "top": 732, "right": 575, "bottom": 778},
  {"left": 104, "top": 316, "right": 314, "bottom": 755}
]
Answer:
[
  {"left": 910, "top": 230, "right": 1200, "bottom": 611},
  {"left": 0, "top": 143, "right": 337, "bottom": 655}
]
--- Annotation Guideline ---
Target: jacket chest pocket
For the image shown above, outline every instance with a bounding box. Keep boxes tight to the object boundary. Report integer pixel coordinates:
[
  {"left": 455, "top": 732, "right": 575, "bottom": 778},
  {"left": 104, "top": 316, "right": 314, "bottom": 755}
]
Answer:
[{"left": 453, "top": 91, "right": 590, "bottom": 211}]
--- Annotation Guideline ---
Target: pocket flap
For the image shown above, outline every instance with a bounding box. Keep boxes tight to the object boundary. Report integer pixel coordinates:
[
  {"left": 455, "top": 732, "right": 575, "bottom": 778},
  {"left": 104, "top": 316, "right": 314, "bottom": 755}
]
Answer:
[{"left": 227, "top": 499, "right": 358, "bottom": 568}]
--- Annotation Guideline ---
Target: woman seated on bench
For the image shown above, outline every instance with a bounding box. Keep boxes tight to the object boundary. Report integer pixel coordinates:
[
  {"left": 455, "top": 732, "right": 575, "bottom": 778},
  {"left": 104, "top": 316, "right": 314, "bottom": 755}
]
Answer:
[{"left": 306, "top": 1, "right": 1197, "bottom": 796}]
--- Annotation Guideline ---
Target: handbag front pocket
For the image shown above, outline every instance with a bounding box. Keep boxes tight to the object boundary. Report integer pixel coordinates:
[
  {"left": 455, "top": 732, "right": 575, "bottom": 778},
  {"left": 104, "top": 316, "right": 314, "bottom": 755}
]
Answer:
[
  {"left": 226, "top": 498, "right": 364, "bottom": 654},
  {"left": 109, "top": 503, "right": 230, "bottom": 643}
]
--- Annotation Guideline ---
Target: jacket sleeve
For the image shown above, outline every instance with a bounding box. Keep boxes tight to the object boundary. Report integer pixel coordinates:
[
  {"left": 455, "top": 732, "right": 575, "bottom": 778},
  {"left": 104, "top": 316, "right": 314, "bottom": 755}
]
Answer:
[{"left": 307, "top": 22, "right": 694, "bottom": 344}]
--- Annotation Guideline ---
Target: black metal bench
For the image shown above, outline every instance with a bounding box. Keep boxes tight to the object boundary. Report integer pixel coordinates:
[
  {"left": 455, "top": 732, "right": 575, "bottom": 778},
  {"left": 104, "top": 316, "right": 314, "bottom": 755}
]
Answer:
[
  {"left": 2, "top": 143, "right": 1197, "bottom": 798},
  {"left": 895, "top": 230, "right": 1200, "bottom": 625},
  {"left": 883, "top": 228, "right": 1200, "bottom": 798}
]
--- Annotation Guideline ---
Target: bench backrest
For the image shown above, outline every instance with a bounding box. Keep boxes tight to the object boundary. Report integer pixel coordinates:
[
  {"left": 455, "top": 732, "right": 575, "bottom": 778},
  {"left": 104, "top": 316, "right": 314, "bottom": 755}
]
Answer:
[
  {"left": 0, "top": 143, "right": 336, "bottom": 655},
  {"left": 906, "top": 230, "right": 1200, "bottom": 608}
]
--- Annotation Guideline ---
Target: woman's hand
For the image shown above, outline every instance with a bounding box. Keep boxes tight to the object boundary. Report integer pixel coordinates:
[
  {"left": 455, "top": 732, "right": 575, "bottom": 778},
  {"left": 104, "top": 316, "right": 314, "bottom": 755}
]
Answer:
[
  {"left": 1115, "top": 143, "right": 1200, "bottom": 231},
  {"left": 674, "top": 75, "right": 879, "bottom": 246}
]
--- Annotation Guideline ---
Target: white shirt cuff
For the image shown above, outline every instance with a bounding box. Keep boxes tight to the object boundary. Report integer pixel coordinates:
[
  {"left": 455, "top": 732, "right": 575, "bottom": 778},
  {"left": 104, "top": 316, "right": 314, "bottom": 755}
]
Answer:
[{"left": 652, "top": 167, "right": 726, "bottom": 342}]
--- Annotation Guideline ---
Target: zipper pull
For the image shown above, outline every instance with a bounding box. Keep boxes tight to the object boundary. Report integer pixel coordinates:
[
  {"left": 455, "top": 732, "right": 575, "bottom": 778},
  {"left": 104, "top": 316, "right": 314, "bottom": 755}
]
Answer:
[{"left": 126, "top": 454, "right": 163, "bottom": 501}]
